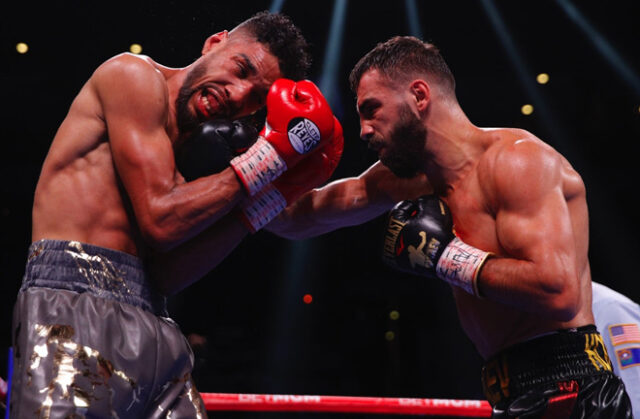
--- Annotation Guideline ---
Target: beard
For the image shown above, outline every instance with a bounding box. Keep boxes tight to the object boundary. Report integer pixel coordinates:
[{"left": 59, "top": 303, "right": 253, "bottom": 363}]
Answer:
[
  {"left": 378, "top": 103, "right": 427, "bottom": 178},
  {"left": 175, "top": 61, "right": 208, "bottom": 134}
]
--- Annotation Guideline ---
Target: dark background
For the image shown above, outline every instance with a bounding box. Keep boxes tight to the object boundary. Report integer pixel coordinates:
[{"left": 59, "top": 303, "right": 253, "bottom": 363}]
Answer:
[{"left": 2, "top": 1, "right": 639, "bottom": 417}]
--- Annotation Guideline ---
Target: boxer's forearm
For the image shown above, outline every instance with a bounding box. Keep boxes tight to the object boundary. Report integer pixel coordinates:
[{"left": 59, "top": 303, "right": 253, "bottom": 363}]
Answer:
[
  {"left": 477, "top": 256, "right": 581, "bottom": 321},
  {"left": 149, "top": 214, "right": 249, "bottom": 295},
  {"left": 266, "top": 177, "right": 391, "bottom": 239},
  {"left": 267, "top": 161, "right": 432, "bottom": 239}
]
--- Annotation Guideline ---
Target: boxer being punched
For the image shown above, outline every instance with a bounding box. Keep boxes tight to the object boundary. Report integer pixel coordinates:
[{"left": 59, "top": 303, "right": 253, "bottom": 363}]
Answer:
[
  {"left": 268, "top": 36, "right": 632, "bottom": 417},
  {"left": 11, "top": 11, "right": 343, "bottom": 418}
]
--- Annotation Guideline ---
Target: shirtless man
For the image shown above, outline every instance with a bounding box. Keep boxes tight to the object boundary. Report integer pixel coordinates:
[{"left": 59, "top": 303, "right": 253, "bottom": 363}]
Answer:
[
  {"left": 10, "top": 11, "right": 343, "bottom": 418},
  {"left": 268, "top": 36, "right": 632, "bottom": 417}
]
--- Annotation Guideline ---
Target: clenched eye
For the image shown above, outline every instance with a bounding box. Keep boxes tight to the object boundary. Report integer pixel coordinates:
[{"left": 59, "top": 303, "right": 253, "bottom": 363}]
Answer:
[{"left": 236, "top": 62, "right": 248, "bottom": 79}]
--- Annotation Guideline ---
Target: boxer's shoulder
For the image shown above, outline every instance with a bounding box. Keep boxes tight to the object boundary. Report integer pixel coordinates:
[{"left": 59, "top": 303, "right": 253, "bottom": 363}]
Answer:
[
  {"left": 97, "top": 53, "right": 161, "bottom": 75},
  {"left": 477, "top": 128, "right": 565, "bottom": 205},
  {"left": 480, "top": 129, "right": 556, "bottom": 172},
  {"left": 91, "top": 53, "right": 166, "bottom": 98},
  {"left": 89, "top": 53, "right": 168, "bottom": 120},
  {"left": 481, "top": 128, "right": 548, "bottom": 156}
]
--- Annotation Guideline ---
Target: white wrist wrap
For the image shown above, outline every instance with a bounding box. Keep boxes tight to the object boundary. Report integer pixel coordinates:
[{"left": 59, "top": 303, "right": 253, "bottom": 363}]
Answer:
[
  {"left": 436, "top": 237, "right": 491, "bottom": 297},
  {"left": 230, "top": 137, "right": 287, "bottom": 196},
  {"left": 241, "top": 184, "right": 287, "bottom": 232}
]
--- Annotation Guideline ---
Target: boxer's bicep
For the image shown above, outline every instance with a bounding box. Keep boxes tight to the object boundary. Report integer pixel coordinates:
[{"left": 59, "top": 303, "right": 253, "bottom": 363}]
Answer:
[
  {"left": 314, "top": 160, "right": 431, "bottom": 218},
  {"left": 91, "top": 56, "right": 240, "bottom": 250},
  {"left": 268, "top": 161, "right": 432, "bottom": 238},
  {"left": 93, "top": 55, "right": 176, "bottom": 197},
  {"left": 493, "top": 141, "right": 579, "bottom": 293},
  {"left": 359, "top": 160, "right": 432, "bottom": 201},
  {"left": 267, "top": 176, "right": 372, "bottom": 238}
]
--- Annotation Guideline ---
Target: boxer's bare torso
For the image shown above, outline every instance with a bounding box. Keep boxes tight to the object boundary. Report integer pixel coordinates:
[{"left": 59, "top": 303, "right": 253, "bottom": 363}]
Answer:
[
  {"left": 32, "top": 54, "right": 166, "bottom": 256},
  {"left": 33, "top": 35, "right": 280, "bottom": 263},
  {"left": 440, "top": 127, "right": 593, "bottom": 358},
  {"left": 272, "top": 126, "right": 594, "bottom": 358}
]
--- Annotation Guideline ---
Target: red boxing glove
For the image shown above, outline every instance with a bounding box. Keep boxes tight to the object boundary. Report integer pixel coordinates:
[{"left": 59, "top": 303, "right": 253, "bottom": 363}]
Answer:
[
  {"left": 239, "top": 117, "right": 344, "bottom": 232},
  {"left": 230, "top": 79, "right": 336, "bottom": 196}
]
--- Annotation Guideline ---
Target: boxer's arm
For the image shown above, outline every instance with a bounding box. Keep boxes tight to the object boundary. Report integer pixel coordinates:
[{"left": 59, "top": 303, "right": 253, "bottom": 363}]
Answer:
[
  {"left": 149, "top": 213, "right": 249, "bottom": 295},
  {"left": 93, "top": 55, "right": 246, "bottom": 251},
  {"left": 266, "top": 161, "right": 432, "bottom": 239},
  {"left": 476, "top": 140, "right": 582, "bottom": 321}
]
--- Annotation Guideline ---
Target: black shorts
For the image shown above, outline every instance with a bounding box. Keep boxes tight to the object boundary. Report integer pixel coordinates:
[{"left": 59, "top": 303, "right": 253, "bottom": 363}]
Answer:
[
  {"left": 482, "top": 325, "right": 632, "bottom": 418},
  {"left": 10, "top": 239, "right": 207, "bottom": 418}
]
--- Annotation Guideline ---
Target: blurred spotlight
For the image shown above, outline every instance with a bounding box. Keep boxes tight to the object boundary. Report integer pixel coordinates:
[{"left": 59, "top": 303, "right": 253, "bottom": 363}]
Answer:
[
  {"left": 270, "top": 0, "right": 285, "bottom": 13},
  {"left": 129, "top": 44, "right": 143, "bottom": 54},
  {"left": 536, "top": 73, "right": 550, "bottom": 84},
  {"left": 318, "top": 0, "right": 348, "bottom": 112},
  {"left": 479, "top": 0, "right": 569, "bottom": 148},
  {"left": 557, "top": 0, "right": 640, "bottom": 96},
  {"left": 385, "top": 331, "right": 396, "bottom": 341},
  {"left": 521, "top": 104, "right": 534, "bottom": 115},
  {"left": 404, "top": 0, "right": 423, "bottom": 39},
  {"left": 265, "top": 1, "right": 346, "bottom": 389},
  {"left": 389, "top": 310, "right": 400, "bottom": 320},
  {"left": 303, "top": 294, "right": 313, "bottom": 304},
  {"left": 16, "top": 42, "right": 29, "bottom": 54}
]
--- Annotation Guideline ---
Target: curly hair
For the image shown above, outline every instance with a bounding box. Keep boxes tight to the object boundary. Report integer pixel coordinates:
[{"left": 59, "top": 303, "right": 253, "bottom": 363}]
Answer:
[
  {"left": 349, "top": 36, "right": 455, "bottom": 94},
  {"left": 235, "top": 11, "right": 311, "bottom": 81}
]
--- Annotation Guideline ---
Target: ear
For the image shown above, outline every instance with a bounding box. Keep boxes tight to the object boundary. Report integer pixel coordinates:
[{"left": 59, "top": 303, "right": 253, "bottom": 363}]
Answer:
[
  {"left": 202, "top": 30, "right": 229, "bottom": 55},
  {"left": 409, "top": 79, "right": 431, "bottom": 113}
]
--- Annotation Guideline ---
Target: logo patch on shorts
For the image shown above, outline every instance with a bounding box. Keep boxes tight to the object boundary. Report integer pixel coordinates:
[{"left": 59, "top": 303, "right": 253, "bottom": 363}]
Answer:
[
  {"left": 616, "top": 347, "right": 640, "bottom": 369},
  {"left": 287, "top": 117, "right": 321, "bottom": 154}
]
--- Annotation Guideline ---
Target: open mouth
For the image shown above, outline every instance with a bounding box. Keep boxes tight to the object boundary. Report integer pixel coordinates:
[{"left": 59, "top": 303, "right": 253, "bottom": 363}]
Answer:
[{"left": 195, "top": 87, "right": 228, "bottom": 119}]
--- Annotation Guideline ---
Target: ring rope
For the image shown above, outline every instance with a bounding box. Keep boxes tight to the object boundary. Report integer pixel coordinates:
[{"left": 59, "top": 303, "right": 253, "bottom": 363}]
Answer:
[{"left": 201, "top": 392, "right": 492, "bottom": 417}]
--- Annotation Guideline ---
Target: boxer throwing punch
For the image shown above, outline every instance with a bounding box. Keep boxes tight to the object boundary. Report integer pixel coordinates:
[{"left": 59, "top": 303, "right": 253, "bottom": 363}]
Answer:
[
  {"left": 10, "top": 11, "right": 343, "bottom": 418},
  {"left": 268, "top": 36, "right": 632, "bottom": 417}
]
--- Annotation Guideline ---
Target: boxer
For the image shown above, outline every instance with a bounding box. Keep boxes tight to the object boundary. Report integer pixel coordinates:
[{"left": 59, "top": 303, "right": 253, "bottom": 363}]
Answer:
[
  {"left": 267, "top": 36, "right": 633, "bottom": 417},
  {"left": 10, "top": 11, "right": 344, "bottom": 418}
]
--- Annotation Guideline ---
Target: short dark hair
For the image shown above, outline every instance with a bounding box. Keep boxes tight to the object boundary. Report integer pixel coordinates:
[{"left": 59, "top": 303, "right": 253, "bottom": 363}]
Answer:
[
  {"left": 349, "top": 36, "right": 455, "bottom": 94},
  {"left": 236, "top": 11, "right": 311, "bottom": 81}
]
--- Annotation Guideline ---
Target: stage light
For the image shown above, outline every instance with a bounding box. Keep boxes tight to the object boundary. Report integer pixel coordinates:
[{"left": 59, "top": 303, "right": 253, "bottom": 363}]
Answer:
[
  {"left": 270, "top": 0, "right": 285, "bottom": 13},
  {"left": 557, "top": 0, "right": 640, "bottom": 96},
  {"left": 536, "top": 73, "right": 549, "bottom": 84},
  {"left": 129, "top": 44, "right": 143, "bottom": 54},
  {"left": 318, "top": 0, "right": 348, "bottom": 111},
  {"left": 479, "top": 0, "right": 569, "bottom": 148},
  {"left": 385, "top": 331, "right": 395, "bottom": 341},
  {"left": 389, "top": 310, "right": 400, "bottom": 320},
  {"left": 303, "top": 294, "right": 313, "bottom": 304},
  {"left": 521, "top": 104, "right": 534, "bottom": 115},
  {"left": 16, "top": 42, "right": 29, "bottom": 54},
  {"left": 404, "top": 0, "right": 423, "bottom": 39}
]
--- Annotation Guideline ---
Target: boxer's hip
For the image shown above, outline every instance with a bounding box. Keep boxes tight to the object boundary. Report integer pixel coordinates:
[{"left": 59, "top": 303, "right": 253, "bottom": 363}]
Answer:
[
  {"left": 21, "top": 238, "right": 167, "bottom": 316},
  {"left": 10, "top": 239, "right": 206, "bottom": 417},
  {"left": 481, "top": 325, "right": 612, "bottom": 405},
  {"left": 482, "top": 325, "right": 632, "bottom": 418}
]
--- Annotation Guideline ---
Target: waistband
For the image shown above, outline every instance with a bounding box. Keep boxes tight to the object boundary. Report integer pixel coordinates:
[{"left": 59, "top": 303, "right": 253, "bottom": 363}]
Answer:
[
  {"left": 481, "top": 325, "right": 613, "bottom": 405},
  {"left": 22, "top": 239, "right": 168, "bottom": 316}
]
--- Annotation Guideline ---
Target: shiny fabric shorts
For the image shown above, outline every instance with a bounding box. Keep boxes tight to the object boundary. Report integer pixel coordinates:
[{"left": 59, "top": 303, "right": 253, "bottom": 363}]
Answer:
[
  {"left": 482, "top": 325, "right": 632, "bottom": 418},
  {"left": 10, "top": 239, "right": 208, "bottom": 418}
]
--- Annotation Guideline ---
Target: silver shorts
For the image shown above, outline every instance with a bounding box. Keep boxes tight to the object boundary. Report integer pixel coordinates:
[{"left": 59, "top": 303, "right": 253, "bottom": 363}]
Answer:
[{"left": 10, "top": 239, "right": 207, "bottom": 418}]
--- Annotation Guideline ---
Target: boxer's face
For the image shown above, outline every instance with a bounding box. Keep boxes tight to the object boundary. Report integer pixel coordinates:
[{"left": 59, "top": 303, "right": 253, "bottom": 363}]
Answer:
[
  {"left": 176, "top": 34, "right": 281, "bottom": 133},
  {"left": 356, "top": 70, "right": 427, "bottom": 178}
]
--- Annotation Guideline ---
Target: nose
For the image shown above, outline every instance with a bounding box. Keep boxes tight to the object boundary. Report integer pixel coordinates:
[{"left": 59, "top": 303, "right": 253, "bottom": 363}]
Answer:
[
  {"left": 360, "top": 123, "right": 374, "bottom": 142},
  {"left": 226, "top": 81, "right": 255, "bottom": 114}
]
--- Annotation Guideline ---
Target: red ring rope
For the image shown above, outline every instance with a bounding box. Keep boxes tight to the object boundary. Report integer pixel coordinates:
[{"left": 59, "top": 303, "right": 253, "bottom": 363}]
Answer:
[{"left": 201, "top": 392, "right": 492, "bottom": 417}]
